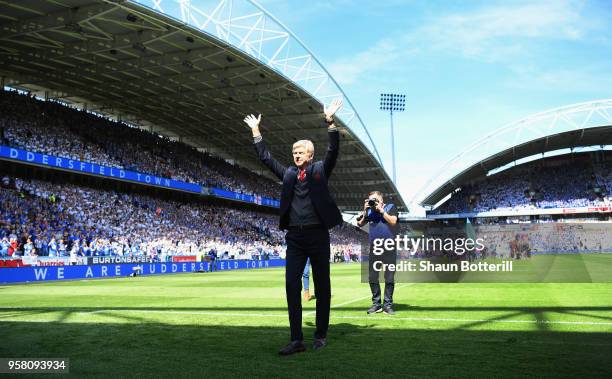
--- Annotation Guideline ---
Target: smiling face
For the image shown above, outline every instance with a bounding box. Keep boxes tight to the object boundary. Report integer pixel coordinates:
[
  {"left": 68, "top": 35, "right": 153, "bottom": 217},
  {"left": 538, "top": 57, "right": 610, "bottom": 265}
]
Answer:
[{"left": 292, "top": 140, "right": 314, "bottom": 169}]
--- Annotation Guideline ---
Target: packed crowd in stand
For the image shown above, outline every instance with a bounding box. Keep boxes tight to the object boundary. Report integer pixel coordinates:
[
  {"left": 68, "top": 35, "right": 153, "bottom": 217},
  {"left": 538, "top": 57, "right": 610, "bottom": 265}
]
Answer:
[
  {"left": 0, "top": 90, "right": 280, "bottom": 199},
  {"left": 435, "top": 154, "right": 610, "bottom": 214},
  {"left": 0, "top": 174, "right": 363, "bottom": 262},
  {"left": 473, "top": 223, "right": 611, "bottom": 257}
]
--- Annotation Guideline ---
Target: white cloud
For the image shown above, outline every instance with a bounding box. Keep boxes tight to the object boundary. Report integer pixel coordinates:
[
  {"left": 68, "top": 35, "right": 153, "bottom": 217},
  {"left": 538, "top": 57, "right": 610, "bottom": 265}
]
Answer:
[
  {"left": 328, "top": 39, "right": 418, "bottom": 85},
  {"left": 419, "top": 0, "right": 590, "bottom": 61},
  {"left": 326, "top": 0, "right": 596, "bottom": 84},
  {"left": 506, "top": 64, "right": 612, "bottom": 92}
]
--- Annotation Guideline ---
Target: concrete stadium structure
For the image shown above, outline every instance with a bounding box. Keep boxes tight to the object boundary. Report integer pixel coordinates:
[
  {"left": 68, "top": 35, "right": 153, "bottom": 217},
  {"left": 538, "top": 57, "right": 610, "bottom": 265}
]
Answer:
[
  {"left": 0, "top": 0, "right": 405, "bottom": 211},
  {"left": 417, "top": 100, "right": 612, "bottom": 214}
]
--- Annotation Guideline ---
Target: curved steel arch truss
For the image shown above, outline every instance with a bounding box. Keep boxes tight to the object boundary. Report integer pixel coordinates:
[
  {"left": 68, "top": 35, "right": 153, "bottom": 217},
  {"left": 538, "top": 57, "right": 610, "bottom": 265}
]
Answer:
[
  {"left": 415, "top": 99, "right": 612, "bottom": 207},
  {"left": 131, "top": 0, "right": 383, "bottom": 165}
]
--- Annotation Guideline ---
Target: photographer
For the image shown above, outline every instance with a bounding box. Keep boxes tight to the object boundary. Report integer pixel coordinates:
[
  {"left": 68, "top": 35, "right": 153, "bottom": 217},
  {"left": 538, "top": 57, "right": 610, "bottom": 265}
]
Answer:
[{"left": 357, "top": 191, "right": 399, "bottom": 315}]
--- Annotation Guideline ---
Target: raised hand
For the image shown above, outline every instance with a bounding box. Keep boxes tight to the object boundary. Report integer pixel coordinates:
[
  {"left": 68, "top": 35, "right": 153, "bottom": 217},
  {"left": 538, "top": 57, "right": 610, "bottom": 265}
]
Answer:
[
  {"left": 324, "top": 98, "right": 343, "bottom": 120},
  {"left": 375, "top": 201, "right": 385, "bottom": 214},
  {"left": 243, "top": 114, "right": 262, "bottom": 138},
  {"left": 243, "top": 114, "right": 261, "bottom": 129}
]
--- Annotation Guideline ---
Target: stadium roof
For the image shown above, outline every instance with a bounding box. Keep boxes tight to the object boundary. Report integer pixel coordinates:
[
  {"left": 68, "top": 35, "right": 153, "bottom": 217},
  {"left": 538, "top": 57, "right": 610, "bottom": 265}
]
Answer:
[
  {"left": 422, "top": 125, "right": 612, "bottom": 207},
  {"left": 414, "top": 99, "right": 612, "bottom": 208},
  {"left": 0, "top": 0, "right": 405, "bottom": 211}
]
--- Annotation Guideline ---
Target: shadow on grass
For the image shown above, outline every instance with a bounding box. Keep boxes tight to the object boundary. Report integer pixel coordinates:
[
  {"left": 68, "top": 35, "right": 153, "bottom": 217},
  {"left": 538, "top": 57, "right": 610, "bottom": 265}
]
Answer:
[
  {"left": 3, "top": 305, "right": 612, "bottom": 313},
  {"left": 3, "top": 305, "right": 612, "bottom": 331},
  {"left": 1, "top": 320, "right": 611, "bottom": 378},
  {"left": 2, "top": 304, "right": 612, "bottom": 337}
]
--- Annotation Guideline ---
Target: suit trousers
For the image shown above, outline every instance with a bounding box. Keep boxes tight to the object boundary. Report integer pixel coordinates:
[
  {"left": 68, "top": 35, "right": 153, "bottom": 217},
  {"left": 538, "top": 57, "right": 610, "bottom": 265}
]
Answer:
[
  {"left": 285, "top": 227, "right": 331, "bottom": 341},
  {"left": 368, "top": 249, "right": 397, "bottom": 307}
]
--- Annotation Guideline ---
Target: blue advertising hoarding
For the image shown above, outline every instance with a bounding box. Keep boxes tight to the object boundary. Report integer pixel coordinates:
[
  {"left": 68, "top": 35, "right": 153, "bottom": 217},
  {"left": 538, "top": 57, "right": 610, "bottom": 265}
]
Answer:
[{"left": 0, "top": 259, "right": 286, "bottom": 284}]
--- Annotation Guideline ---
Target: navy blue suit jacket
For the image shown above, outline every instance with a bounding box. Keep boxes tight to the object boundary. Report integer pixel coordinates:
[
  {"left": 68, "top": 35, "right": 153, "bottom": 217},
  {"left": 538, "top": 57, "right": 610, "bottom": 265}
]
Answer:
[{"left": 254, "top": 129, "right": 343, "bottom": 231}]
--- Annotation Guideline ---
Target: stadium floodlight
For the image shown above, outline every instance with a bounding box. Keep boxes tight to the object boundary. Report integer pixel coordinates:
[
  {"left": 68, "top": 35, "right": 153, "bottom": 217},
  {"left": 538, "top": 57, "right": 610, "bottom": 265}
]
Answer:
[{"left": 379, "top": 93, "right": 405, "bottom": 184}]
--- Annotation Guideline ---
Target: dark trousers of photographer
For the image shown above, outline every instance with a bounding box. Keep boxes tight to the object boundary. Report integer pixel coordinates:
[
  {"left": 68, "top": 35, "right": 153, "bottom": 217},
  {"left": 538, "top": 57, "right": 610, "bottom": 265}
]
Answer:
[{"left": 368, "top": 246, "right": 397, "bottom": 307}]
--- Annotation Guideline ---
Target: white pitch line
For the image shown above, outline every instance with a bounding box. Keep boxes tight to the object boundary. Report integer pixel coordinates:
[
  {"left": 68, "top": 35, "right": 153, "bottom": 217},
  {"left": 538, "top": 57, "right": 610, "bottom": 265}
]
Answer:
[
  {"left": 330, "top": 315, "right": 612, "bottom": 326},
  {"left": 2, "top": 305, "right": 612, "bottom": 326}
]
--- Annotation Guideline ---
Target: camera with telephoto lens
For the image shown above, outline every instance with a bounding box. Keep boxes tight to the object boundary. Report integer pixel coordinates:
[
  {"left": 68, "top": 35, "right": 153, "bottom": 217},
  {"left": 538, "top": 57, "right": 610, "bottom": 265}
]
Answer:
[
  {"left": 367, "top": 197, "right": 379, "bottom": 208},
  {"left": 356, "top": 197, "right": 380, "bottom": 222}
]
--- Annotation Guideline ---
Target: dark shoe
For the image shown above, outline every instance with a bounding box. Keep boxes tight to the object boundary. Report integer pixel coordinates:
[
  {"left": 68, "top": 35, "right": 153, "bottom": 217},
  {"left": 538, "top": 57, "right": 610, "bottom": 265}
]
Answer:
[
  {"left": 367, "top": 304, "right": 382, "bottom": 314},
  {"left": 383, "top": 306, "right": 396, "bottom": 315},
  {"left": 312, "top": 338, "right": 327, "bottom": 351},
  {"left": 278, "top": 340, "right": 306, "bottom": 356}
]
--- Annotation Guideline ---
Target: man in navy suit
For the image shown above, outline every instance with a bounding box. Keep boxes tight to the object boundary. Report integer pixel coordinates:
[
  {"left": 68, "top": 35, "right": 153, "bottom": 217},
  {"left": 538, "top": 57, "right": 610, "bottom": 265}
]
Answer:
[{"left": 244, "top": 99, "right": 343, "bottom": 355}]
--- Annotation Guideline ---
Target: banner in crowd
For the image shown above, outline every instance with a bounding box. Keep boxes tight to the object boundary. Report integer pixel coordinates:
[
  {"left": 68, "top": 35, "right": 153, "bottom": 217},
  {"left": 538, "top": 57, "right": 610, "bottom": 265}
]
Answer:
[
  {"left": 0, "top": 259, "right": 286, "bottom": 284},
  {"left": 210, "top": 187, "right": 280, "bottom": 208},
  {"left": 0, "top": 259, "right": 22, "bottom": 268},
  {"left": 171, "top": 256, "right": 197, "bottom": 262},
  {"left": 0, "top": 145, "right": 201, "bottom": 193},
  {"left": 0, "top": 145, "right": 280, "bottom": 208},
  {"left": 23, "top": 256, "right": 87, "bottom": 266},
  {"left": 0, "top": 257, "right": 85, "bottom": 267}
]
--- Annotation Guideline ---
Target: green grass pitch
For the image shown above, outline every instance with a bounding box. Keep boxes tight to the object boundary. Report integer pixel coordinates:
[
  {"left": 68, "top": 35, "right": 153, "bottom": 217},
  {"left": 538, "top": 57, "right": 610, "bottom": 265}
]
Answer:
[{"left": 1, "top": 263, "right": 611, "bottom": 378}]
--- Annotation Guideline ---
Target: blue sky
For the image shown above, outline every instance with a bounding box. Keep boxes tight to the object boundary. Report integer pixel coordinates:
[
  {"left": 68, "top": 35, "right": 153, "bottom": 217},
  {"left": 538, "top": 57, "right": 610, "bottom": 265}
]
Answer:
[{"left": 253, "top": 0, "right": 612, "bottom": 213}]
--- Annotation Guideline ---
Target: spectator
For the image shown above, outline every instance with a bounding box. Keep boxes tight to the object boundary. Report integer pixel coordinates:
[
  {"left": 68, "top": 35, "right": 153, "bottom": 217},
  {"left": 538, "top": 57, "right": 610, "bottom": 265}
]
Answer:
[
  {"left": 0, "top": 173, "right": 363, "bottom": 261},
  {"left": 0, "top": 89, "right": 281, "bottom": 199},
  {"left": 435, "top": 155, "right": 609, "bottom": 214}
]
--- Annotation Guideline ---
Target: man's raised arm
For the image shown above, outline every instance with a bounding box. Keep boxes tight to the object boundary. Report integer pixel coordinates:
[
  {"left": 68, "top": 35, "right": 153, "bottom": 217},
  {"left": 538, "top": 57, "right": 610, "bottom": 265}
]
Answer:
[
  {"left": 244, "top": 114, "right": 287, "bottom": 180},
  {"left": 323, "top": 99, "right": 343, "bottom": 178}
]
